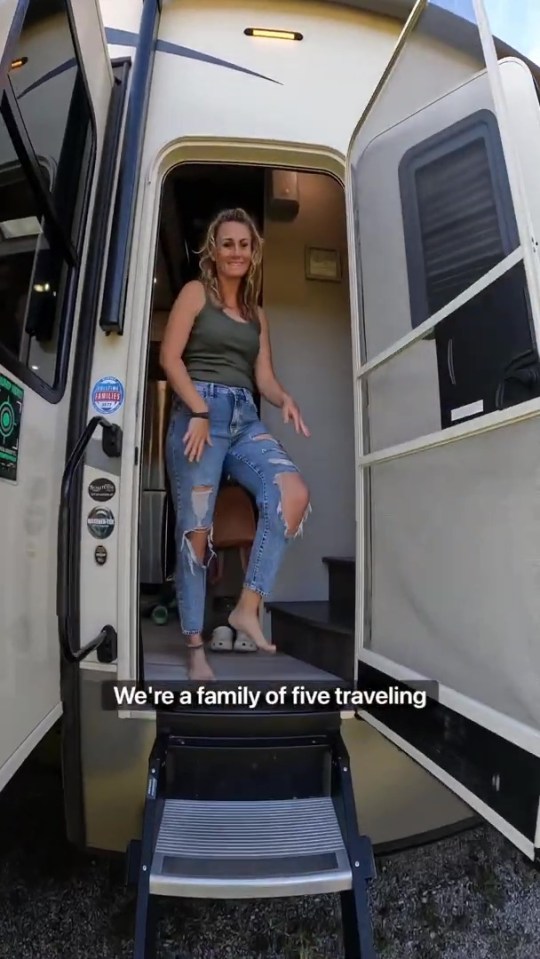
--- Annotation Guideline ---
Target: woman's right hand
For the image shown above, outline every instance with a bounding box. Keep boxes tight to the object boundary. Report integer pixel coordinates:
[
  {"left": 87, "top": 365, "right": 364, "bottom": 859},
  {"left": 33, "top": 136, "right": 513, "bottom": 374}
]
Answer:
[{"left": 183, "top": 416, "right": 212, "bottom": 463}]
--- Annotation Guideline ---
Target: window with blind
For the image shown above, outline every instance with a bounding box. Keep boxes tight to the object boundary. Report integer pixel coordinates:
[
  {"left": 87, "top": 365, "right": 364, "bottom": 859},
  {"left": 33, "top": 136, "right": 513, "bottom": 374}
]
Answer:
[{"left": 399, "top": 109, "right": 520, "bottom": 328}]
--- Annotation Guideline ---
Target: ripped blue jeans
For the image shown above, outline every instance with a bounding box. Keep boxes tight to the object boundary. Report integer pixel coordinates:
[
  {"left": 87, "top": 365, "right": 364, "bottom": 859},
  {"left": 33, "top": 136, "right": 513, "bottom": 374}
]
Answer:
[{"left": 165, "top": 382, "right": 311, "bottom": 636}]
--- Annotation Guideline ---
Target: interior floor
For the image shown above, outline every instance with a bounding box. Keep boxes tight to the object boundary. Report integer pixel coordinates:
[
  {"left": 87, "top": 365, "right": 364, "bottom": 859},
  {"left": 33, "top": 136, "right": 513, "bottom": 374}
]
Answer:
[{"left": 142, "top": 619, "right": 346, "bottom": 684}]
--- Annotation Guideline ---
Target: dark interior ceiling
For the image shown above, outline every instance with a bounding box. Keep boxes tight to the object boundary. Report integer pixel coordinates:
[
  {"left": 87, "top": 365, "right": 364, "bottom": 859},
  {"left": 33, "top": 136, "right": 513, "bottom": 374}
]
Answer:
[
  {"left": 174, "top": 163, "right": 266, "bottom": 268},
  {"left": 154, "top": 164, "right": 266, "bottom": 311}
]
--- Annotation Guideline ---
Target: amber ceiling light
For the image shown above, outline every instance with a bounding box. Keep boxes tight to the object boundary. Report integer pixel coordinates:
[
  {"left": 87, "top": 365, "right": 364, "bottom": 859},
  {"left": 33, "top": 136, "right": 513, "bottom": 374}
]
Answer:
[{"left": 244, "top": 28, "right": 303, "bottom": 40}]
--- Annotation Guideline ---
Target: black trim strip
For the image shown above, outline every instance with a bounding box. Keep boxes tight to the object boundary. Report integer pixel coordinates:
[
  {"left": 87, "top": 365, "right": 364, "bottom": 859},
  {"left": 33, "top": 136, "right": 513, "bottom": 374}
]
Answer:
[
  {"left": 100, "top": 0, "right": 162, "bottom": 333},
  {"left": 60, "top": 60, "right": 131, "bottom": 849},
  {"left": 357, "top": 662, "right": 540, "bottom": 845}
]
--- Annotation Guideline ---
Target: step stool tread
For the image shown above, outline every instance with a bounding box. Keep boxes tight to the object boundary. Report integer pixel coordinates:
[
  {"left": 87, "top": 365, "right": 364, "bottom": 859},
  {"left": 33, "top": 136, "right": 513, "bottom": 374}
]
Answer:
[
  {"left": 155, "top": 797, "right": 343, "bottom": 856},
  {"left": 322, "top": 556, "right": 355, "bottom": 565},
  {"left": 150, "top": 797, "right": 352, "bottom": 898}
]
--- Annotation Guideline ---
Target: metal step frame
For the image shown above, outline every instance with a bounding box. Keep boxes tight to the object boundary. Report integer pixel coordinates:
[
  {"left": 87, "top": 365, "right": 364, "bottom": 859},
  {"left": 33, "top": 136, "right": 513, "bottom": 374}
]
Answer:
[{"left": 129, "top": 729, "right": 376, "bottom": 959}]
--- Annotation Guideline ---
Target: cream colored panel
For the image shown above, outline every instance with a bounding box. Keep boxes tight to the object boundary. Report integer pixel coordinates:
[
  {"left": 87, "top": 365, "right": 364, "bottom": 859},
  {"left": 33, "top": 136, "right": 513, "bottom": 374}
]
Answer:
[
  {"left": 262, "top": 171, "right": 355, "bottom": 601},
  {"left": 369, "top": 416, "right": 540, "bottom": 730}
]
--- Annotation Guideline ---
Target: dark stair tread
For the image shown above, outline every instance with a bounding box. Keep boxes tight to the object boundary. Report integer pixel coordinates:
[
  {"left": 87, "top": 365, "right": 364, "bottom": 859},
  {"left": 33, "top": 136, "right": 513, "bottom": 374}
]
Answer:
[
  {"left": 322, "top": 556, "right": 355, "bottom": 566},
  {"left": 266, "top": 601, "right": 354, "bottom": 635}
]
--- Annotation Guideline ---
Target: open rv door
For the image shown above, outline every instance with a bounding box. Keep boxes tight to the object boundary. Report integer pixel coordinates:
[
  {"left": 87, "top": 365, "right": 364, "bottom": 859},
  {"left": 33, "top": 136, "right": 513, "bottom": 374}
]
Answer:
[
  {"left": 347, "top": 0, "right": 540, "bottom": 860},
  {"left": 0, "top": 0, "right": 126, "bottom": 791}
]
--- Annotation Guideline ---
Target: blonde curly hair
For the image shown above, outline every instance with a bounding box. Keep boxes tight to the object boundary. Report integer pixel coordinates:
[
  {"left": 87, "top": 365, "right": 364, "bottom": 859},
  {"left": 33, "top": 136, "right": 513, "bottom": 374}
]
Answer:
[{"left": 198, "top": 208, "right": 263, "bottom": 323}]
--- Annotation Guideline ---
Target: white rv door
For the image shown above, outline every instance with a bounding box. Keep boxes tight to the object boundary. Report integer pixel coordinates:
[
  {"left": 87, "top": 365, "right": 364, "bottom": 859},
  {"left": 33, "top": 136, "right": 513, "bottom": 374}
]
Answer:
[
  {"left": 0, "top": 0, "right": 114, "bottom": 789},
  {"left": 348, "top": 0, "right": 540, "bottom": 860}
]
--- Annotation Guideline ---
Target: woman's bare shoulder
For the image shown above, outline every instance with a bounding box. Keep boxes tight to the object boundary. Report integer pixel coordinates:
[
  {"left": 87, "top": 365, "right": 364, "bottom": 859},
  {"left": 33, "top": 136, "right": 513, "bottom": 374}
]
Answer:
[{"left": 175, "top": 279, "right": 206, "bottom": 310}]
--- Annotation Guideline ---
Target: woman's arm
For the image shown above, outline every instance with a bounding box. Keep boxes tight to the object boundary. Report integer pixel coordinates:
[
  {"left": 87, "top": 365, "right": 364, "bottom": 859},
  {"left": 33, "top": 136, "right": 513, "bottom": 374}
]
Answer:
[{"left": 160, "top": 281, "right": 208, "bottom": 414}]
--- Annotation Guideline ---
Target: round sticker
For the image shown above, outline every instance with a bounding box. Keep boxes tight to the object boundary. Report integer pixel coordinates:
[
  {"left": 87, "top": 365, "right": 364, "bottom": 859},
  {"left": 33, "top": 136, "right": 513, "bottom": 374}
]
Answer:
[
  {"left": 94, "top": 545, "right": 108, "bottom": 566},
  {"left": 88, "top": 477, "right": 116, "bottom": 502},
  {"left": 87, "top": 506, "right": 115, "bottom": 539},
  {"left": 0, "top": 400, "right": 15, "bottom": 440},
  {"left": 91, "top": 376, "right": 124, "bottom": 415}
]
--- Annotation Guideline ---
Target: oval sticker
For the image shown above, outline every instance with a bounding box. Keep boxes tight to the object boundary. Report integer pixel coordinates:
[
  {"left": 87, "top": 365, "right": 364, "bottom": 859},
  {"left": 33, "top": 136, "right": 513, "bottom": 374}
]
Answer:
[
  {"left": 87, "top": 506, "right": 115, "bottom": 540},
  {"left": 94, "top": 545, "right": 108, "bottom": 565},
  {"left": 91, "top": 376, "right": 124, "bottom": 415},
  {"left": 88, "top": 477, "right": 116, "bottom": 502}
]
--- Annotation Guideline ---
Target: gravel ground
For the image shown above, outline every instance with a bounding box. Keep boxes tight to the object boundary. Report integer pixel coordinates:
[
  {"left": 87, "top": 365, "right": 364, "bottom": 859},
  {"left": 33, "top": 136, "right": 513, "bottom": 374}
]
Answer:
[{"left": 0, "top": 749, "right": 539, "bottom": 959}]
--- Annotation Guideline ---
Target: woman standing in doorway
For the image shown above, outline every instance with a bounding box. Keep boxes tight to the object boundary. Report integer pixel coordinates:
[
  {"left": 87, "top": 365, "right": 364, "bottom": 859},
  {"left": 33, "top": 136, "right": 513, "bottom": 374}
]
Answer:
[{"left": 160, "top": 208, "right": 311, "bottom": 681}]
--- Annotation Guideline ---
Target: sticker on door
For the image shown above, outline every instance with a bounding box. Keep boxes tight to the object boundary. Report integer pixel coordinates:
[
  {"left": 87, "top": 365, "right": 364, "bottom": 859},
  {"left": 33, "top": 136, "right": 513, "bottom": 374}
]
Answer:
[
  {"left": 0, "top": 373, "right": 24, "bottom": 482},
  {"left": 87, "top": 506, "right": 115, "bottom": 539},
  {"left": 88, "top": 477, "right": 116, "bottom": 502},
  {"left": 94, "top": 545, "right": 108, "bottom": 565},
  {"left": 91, "top": 376, "right": 124, "bottom": 415}
]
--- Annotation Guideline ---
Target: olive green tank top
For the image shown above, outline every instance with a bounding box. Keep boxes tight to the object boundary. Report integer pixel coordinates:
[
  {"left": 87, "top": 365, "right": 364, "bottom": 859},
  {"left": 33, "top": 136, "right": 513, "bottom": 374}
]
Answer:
[{"left": 182, "top": 295, "right": 261, "bottom": 393}]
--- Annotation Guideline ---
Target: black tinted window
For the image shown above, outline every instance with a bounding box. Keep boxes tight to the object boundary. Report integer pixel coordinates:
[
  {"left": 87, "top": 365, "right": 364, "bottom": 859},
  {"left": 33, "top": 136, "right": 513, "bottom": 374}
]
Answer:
[{"left": 0, "top": 0, "right": 94, "bottom": 391}]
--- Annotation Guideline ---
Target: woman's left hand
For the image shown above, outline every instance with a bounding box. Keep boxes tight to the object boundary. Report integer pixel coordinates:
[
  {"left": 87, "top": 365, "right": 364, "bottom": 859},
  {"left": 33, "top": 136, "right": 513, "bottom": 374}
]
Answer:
[{"left": 282, "top": 394, "right": 310, "bottom": 437}]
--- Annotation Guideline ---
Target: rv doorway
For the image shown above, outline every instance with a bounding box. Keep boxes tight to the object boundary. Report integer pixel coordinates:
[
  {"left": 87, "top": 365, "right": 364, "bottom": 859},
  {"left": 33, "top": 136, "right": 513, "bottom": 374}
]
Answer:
[
  {"left": 139, "top": 162, "right": 357, "bottom": 688},
  {"left": 132, "top": 159, "right": 473, "bottom": 851}
]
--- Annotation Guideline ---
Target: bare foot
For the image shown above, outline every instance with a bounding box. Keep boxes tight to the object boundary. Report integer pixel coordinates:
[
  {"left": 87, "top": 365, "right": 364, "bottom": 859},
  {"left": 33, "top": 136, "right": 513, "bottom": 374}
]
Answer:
[
  {"left": 228, "top": 609, "right": 276, "bottom": 653},
  {"left": 187, "top": 643, "right": 215, "bottom": 681}
]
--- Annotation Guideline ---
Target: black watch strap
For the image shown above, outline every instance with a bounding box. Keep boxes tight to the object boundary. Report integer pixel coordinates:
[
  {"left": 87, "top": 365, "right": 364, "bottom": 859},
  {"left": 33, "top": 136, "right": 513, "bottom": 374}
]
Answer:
[{"left": 190, "top": 411, "right": 209, "bottom": 419}]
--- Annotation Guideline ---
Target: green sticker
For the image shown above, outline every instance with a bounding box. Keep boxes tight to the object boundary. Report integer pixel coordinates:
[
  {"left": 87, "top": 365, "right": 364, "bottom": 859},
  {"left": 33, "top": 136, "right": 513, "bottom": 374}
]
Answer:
[{"left": 0, "top": 373, "right": 23, "bottom": 482}]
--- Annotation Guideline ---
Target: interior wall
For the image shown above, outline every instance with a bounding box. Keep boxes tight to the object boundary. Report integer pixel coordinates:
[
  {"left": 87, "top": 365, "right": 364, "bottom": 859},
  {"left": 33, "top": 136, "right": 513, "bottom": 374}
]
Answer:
[
  {"left": 151, "top": 311, "right": 169, "bottom": 341},
  {"left": 261, "top": 172, "right": 354, "bottom": 603}
]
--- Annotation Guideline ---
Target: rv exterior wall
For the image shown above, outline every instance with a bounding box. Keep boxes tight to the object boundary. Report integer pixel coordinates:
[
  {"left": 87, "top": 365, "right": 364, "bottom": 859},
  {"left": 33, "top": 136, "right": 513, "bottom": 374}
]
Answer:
[
  {"left": 80, "top": 670, "right": 155, "bottom": 853},
  {"left": 99, "top": 0, "right": 144, "bottom": 58},
  {"left": 0, "top": 0, "right": 19, "bottom": 52},
  {"left": 140, "top": 0, "right": 402, "bottom": 163}
]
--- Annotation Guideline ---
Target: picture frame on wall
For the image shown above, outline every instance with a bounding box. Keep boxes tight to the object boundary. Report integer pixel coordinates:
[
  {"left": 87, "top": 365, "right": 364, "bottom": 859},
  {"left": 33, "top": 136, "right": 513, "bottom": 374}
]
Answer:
[{"left": 305, "top": 246, "right": 342, "bottom": 282}]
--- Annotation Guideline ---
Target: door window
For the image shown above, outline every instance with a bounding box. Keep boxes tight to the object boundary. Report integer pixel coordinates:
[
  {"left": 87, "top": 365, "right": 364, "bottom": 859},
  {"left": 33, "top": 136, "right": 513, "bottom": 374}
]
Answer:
[{"left": 0, "top": 0, "right": 94, "bottom": 396}]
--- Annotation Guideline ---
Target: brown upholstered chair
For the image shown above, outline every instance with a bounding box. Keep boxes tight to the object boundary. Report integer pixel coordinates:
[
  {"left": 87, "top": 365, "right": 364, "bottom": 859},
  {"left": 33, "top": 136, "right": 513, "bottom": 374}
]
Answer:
[{"left": 208, "top": 483, "right": 257, "bottom": 585}]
